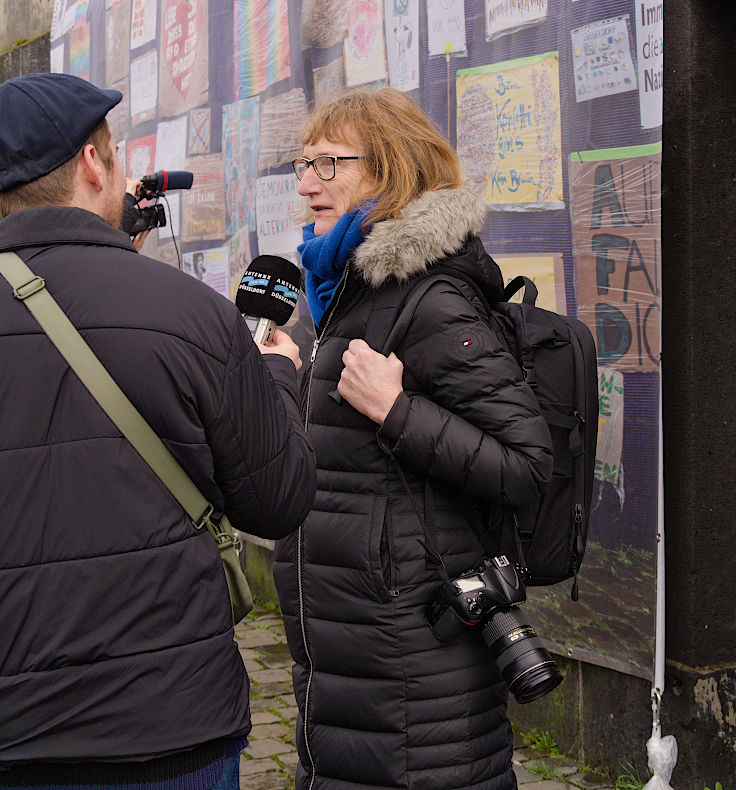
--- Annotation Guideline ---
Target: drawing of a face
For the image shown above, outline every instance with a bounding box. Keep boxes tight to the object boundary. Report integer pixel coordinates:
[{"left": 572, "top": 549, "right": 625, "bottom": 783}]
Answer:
[{"left": 350, "top": 0, "right": 376, "bottom": 57}]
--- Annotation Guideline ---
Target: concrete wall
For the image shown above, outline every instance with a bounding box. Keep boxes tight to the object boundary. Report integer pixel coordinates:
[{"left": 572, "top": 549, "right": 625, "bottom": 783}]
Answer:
[{"left": 0, "top": 0, "right": 54, "bottom": 54}]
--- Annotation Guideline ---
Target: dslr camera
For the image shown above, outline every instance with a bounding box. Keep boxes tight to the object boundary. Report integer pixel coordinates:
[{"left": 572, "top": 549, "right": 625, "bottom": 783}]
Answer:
[{"left": 426, "top": 555, "right": 562, "bottom": 704}]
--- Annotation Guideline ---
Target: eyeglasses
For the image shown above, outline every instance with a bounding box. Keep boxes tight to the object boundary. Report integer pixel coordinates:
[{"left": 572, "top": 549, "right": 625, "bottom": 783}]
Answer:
[{"left": 292, "top": 155, "right": 364, "bottom": 181}]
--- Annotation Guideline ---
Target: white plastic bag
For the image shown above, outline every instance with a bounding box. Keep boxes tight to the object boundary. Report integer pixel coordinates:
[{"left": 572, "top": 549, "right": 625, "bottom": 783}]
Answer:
[{"left": 642, "top": 733, "right": 678, "bottom": 790}]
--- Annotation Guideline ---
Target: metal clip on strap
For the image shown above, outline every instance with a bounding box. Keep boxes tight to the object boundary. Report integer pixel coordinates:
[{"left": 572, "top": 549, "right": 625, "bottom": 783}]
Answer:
[{"left": 13, "top": 276, "right": 46, "bottom": 300}]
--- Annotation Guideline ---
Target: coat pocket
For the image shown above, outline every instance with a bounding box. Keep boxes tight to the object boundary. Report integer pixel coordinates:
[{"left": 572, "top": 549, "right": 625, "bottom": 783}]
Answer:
[{"left": 368, "top": 496, "right": 399, "bottom": 602}]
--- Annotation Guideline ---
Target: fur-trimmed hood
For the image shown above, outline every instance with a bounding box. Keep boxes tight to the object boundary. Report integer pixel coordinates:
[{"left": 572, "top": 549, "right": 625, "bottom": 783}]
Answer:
[{"left": 352, "top": 186, "right": 487, "bottom": 289}]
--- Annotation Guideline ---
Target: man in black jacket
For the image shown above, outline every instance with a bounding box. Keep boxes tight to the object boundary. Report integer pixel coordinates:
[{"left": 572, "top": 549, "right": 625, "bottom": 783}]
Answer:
[{"left": 0, "top": 73, "right": 316, "bottom": 786}]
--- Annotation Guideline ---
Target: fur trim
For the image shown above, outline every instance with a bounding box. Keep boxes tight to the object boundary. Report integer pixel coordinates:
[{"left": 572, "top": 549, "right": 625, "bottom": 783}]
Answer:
[{"left": 352, "top": 186, "right": 487, "bottom": 288}]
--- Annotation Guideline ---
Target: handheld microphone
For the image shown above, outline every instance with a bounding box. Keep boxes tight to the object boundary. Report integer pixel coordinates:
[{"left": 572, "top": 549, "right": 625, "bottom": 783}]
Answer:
[
  {"left": 235, "top": 255, "right": 301, "bottom": 345},
  {"left": 139, "top": 170, "right": 194, "bottom": 199}
]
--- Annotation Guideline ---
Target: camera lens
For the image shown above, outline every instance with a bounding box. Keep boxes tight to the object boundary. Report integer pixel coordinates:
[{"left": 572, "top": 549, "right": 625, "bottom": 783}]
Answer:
[{"left": 481, "top": 608, "right": 562, "bottom": 704}]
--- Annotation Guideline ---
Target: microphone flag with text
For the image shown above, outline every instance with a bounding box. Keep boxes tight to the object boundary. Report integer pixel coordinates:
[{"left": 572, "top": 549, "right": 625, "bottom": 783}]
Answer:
[{"left": 236, "top": 255, "right": 301, "bottom": 345}]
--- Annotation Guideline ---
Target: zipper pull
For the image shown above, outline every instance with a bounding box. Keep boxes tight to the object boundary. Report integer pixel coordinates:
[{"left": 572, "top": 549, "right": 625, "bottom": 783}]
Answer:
[{"left": 310, "top": 337, "right": 319, "bottom": 363}]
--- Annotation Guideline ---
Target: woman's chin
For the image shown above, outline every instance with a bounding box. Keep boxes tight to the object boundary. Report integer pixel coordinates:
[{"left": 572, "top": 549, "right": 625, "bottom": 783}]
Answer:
[{"left": 313, "top": 216, "right": 337, "bottom": 236}]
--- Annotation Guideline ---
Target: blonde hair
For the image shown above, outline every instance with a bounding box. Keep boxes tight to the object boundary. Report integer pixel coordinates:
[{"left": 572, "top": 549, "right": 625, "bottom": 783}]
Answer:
[
  {"left": 0, "top": 121, "right": 114, "bottom": 218},
  {"left": 302, "top": 88, "right": 462, "bottom": 227}
]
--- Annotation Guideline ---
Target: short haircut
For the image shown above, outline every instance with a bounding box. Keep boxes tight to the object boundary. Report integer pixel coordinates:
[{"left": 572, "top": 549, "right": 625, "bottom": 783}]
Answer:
[
  {"left": 0, "top": 120, "right": 114, "bottom": 218},
  {"left": 302, "top": 88, "right": 463, "bottom": 227}
]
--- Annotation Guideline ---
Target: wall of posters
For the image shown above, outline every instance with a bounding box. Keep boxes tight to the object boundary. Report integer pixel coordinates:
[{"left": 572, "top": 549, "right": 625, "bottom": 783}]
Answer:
[{"left": 50, "top": 0, "right": 663, "bottom": 681}]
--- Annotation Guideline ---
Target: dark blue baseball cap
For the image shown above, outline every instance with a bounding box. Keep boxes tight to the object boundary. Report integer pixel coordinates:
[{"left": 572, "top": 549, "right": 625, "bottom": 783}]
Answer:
[{"left": 0, "top": 72, "right": 122, "bottom": 191}]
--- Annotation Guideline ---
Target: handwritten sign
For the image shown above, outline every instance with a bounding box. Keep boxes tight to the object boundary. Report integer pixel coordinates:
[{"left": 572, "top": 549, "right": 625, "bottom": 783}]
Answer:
[
  {"left": 105, "top": 0, "right": 130, "bottom": 85},
  {"left": 130, "top": 0, "right": 156, "bottom": 49},
  {"left": 130, "top": 49, "right": 158, "bottom": 125},
  {"left": 227, "top": 227, "right": 252, "bottom": 301},
  {"left": 491, "top": 253, "right": 566, "bottom": 314},
  {"left": 596, "top": 367, "right": 624, "bottom": 485},
  {"left": 427, "top": 0, "right": 467, "bottom": 56},
  {"left": 223, "top": 96, "right": 260, "bottom": 235},
  {"left": 485, "top": 0, "right": 547, "bottom": 42},
  {"left": 182, "top": 154, "right": 226, "bottom": 242},
  {"left": 570, "top": 144, "right": 661, "bottom": 371},
  {"left": 457, "top": 52, "right": 564, "bottom": 209},
  {"left": 256, "top": 175, "right": 304, "bottom": 255},
  {"left": 635, "top": 1, "right": 663, "bottom": 129}
]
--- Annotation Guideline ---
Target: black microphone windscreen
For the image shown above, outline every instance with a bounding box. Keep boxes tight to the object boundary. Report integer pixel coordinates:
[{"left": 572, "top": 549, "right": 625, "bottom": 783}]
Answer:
[{"left": 236, "top": 255, "right": 301, "bottom": 325}]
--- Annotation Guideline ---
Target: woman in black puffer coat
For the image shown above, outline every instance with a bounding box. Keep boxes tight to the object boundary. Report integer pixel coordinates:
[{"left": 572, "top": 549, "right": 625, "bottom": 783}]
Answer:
[{"left": 273, "top": 88, "right": 553, "bottom": 790}]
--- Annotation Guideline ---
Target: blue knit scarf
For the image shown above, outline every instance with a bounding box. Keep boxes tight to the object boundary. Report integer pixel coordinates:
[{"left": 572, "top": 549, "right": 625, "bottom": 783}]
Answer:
[{"left": 298, "top": 201, "right": 375, "bottom": 327}]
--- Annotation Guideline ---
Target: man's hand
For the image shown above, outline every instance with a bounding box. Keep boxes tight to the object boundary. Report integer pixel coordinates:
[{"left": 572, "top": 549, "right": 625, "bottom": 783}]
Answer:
[
  {"left": 257, "top": 328, "right": 302, "bottom": 371},
  {"left": 338, "top": 339, "right": 404, "bottom": 425}
]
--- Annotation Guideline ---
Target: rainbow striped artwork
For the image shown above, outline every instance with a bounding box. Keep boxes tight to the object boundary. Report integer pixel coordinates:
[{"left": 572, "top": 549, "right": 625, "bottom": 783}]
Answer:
[
  {"left": 234, "top": 0, "right": 291, "bottom": 99},
  {"left": 69, "top": 23, "right": 90, "bottom": 81}
]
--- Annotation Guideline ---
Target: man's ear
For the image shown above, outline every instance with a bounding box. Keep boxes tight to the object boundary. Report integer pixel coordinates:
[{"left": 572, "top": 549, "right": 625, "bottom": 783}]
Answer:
[{"left": 78, "top": 143, "right": 105, "bottom": 192}]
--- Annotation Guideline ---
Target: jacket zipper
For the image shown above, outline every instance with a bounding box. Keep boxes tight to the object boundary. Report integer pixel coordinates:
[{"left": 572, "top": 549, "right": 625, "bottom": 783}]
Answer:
[
  {"left": 384, "top": 499, "right": 399, "bottom": 597},
  {"left": 298, "top": 266, "right": 351, "bottom": 790}
]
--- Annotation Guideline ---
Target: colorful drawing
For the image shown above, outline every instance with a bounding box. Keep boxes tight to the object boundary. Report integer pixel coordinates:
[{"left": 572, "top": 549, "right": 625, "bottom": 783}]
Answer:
[
  {"left": 485, "top": 0, "right": 547, "bottom": 42},
  {"left": 571, "top": 16, "right": 637, "bottom": 103},
  {"left": 234, "top": 0, "right": 291, "bottom": 99},
  {"left": 159, "top": 0, "right": 209, "bottom": 117},
  {"left": 301, "top": 0, "right": 348, "bottom": 49},
  {"left": 570, "top": 144, "right": 661, "bottom": 372},
  {"left": 222, "top": 96, "right": 260, "bottom": 235},
  {"left": 182, "top": 154, "right": 226, "bottom": 242},
  {"left": 344, "top": 0, "right": 388, "bottom": 87},
  {"left": 313, "top": 58, "right": 346, "bottom": 106},
  {"left": 258, "top": 89, "right": 307, "bottom": 171},
  {"left": 69, "top": 23, "right": 90, "bottom": 81},
  {"left": 427, "top": 0, "right": 467, "bottom": 56},
  {"left": 105, "top": 0, "right": 130, "bottom": 86},
  {"left": 107, "top": 77, "right": 130, "bottom": 141},
  {"left": 189, "top": 107, "right": 211, "bottom": 155},
  {"left": 130, "top": 49, "right": 158, "bottom": 126},
  {"left": 491, "top": 253, "right": 566, "bottom": 314},
  {"left": 385, "top": 0, "right": 419, "bottom": 92},
  {"left": 457, "top": 52, "right": 564, "bottom": 209},
  {"left": 182, "top": 246, "right": 229, "bottom": 298},
  {"left": 126, "top": 135, "right": 156, "bottom": 179},
  {"left": 130, "top": 0, "right": 157, "bottom": 49}
]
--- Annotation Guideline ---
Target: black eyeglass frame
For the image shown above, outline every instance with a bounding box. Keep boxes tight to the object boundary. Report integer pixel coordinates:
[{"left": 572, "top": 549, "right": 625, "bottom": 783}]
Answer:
[{"left": 291, "top": 155, "right": 364, "bottom": 181}]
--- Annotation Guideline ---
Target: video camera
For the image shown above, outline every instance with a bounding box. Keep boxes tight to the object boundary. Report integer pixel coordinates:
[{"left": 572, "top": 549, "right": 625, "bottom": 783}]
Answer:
[{"left": 121, "top": 170, "right": 194, "bottom": 237}]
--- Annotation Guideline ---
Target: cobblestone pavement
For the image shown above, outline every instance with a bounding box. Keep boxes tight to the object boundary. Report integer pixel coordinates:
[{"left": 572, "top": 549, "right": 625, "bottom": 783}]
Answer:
[{"left": 234, "top": 606, "right": 616, "bottom": 790}]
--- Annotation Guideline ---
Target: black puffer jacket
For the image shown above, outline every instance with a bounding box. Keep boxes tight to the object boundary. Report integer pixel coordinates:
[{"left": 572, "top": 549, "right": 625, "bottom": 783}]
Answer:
[
  {"left": 0, "top": 207, "right": 316, "bottom": 763},
  {"left": 273, "top": 187, "right": 553, "bottom": 790}
]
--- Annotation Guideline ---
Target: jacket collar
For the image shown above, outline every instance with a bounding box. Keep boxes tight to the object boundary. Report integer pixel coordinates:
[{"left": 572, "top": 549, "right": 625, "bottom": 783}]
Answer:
[
  {"left": 352, "top": 186, "right": 487, "bottom": 289},
  {"left": 0, "top": 206, "right": 137, "bottom": 253}
]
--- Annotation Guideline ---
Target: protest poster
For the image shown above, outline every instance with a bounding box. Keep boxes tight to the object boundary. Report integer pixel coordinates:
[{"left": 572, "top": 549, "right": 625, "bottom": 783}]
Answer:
[
  {"left": 385, "top": 0, "right": 419, "bottom": 92},
  {"left": 258, "top": 89, "right": 307, "bottom": 171},
  {"left": 301, "top": 0, "right": 347, "bottom": 49},
  {"left": 485, "top": 0, "right": 547, "bottom": 42},
  {"left": 188, "top": 107, "right": 211, "bottom": 155},
  {"left": 126, "top": 135, "right": 156, "bottom": 179},
  {"left": 223, "top": 96, "right": 260, "bottom": 235},
  {"left": 344, "top": 0, "right": 388, "bottom": 86},
  {"left": 181, "top": 154, "right": 226, "bottom": 242},
  {"left": 256, "top": 175, "right": 304, "bottom": 255},
  {"left": 105, "top": 0, "right": 129, "bottom": 85},
  {"left": 635, "top": 0, "right": 663, "bottom": 129},
  {"left": 130, "top": 0, "right": 157, "bottom": 49},
  {"left": 570, "top": 143, "right": 661, "bottom": 372},
  {"left": 234, "top": 0, "right": 290, "bottom": 98},
  {"left": 571, "top": 16, "right": 637, "bottom": 103},
  {"left": 73, "top": 0, "right": 90, "bottom": 27},
  {"left": 158, "top": 0, "right": 209, "bottom": 117},
  {"left": 154, "top": 116, "right": 187, "bottom": 172},
  {"left": 130, "top": 49, "right": 158, "bottom": 125},
  {"left": 313, "top": 58, "right": 345, "bottom": 106},
  {"left": 182, "top": 247, "right": 229, "bottom": 298},
  {"left": 69, "top": 24, "right": 90, "bottom": 81},
  {"left": 427, "top": 0, "right": 467, "bottom": 57},
  {"left": 158, "top": 192, "right": 180, "bottom": 244},
  {"left": 457, "top": 52, "right": 564, "bottom": 209},
  {"left": 596, "top": 367, "right": 624, "bottom": 486},
  {"left": 491, "top": 253, "right": 566, "bottom": 314},
  {"left": 107, "top": 77, "right": 130, "bottom": 140},
  {"left": 227, "top": 226, "right": 252, "bottom": 301},
  {"left": 50, "top": 43, "right": 65, "bottom": 73}
]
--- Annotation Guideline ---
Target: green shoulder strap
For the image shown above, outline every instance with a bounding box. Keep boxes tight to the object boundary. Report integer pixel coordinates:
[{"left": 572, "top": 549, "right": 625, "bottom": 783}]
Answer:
[{"left": 0, "top": 250, "right": 252, "bottom": 621}]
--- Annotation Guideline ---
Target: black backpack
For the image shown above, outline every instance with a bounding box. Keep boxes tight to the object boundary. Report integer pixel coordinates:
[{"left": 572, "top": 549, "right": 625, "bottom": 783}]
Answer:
[{"left": 383, "top": 273, "right": 598, "bottom": 600}]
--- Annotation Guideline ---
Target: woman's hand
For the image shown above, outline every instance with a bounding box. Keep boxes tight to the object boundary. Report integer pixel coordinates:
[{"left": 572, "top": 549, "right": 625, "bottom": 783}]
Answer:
[{"left": 338, "top": 339, "right": 404, "bottom": 424}]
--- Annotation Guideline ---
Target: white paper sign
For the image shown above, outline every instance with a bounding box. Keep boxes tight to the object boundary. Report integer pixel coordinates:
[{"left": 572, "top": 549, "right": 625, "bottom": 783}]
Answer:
[
  {"left": 596, "top": 367, "right": 624, "bottom": 485},
  {"left": 571, "top": 16, "right": 637, "bottom": 103},
  {"left": 427, "top": 0, "right": 467, "bottom": 57},
  {"left": 256, "top": 175, "right": 304, "bottom": 255},
  {"left": 130, "top": 50, "right": 158, "bottom": 123},
  {"left": 154, "top": 117, "right": 188, "bottom": 172},
  {"left": 385, "top": 0, "right": 419, "bottom": 92},
  {"left": 130, "top": 0, "right": 157, "bottom": 49},
  {"left": 635, "top": 1, "right": 663, "bottom": 129},
  {"left": 158, "top": 192, "right": 181, "bottom": 243},
  {"left": 50, "top": 43, "right": 65, "bottom": 73}
]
